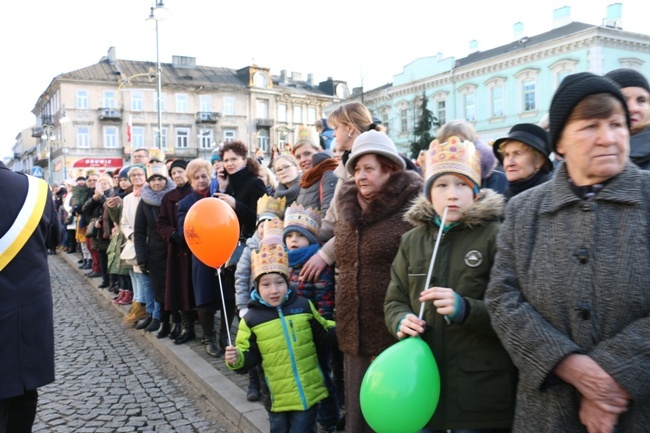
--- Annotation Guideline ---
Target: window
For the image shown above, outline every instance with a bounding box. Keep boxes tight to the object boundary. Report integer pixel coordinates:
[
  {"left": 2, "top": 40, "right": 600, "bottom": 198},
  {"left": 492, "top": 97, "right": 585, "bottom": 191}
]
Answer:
[
  {"left": 253, "top": 72, "right": 269, "bottom": 88},
  {"left": 223, "top": 96, "right": 235, "bottom": 115},
  {"left": 76, "top": 126, "right": 90, "bottom": 148},
  {"left": 257, "top": 99, "right": 269, "bottom": 119},
  {"left": 436, "top": 100, "right": 446, "bottom": 126},
  {"left": 557, "top": 71, "right": 571, "bottom": 86},
  {"left": 400, "top": 108, "right": 408, "bottom": 133},
  {"left": 463, "top": 93, "right": 475, "bottom": 121},
  {"left": 293, "top": 106, "right": 302, "bottom": 124},
  {"left": 160, "top": 128, "right": 168, "bottom": 151},
  {"left": 131, "top": 91, "right": 144, "bottom": 111},
  {"left": 223, "top": 129, "right": 236, "bottom": 142},
  {"left": 103, "top": 91, "right": 117, "bottom": 109},
  {"left": 278, "top": 104, "right": 287, "bottom": 122},
  {"left": 104, "top": 126, "right": 119, "bottom": 148},
  {"left": 155, "top": 93, "right": 167, "bottom": 112},
  {"left": 132, "top": 126, "right": 145, "bottom": 149},
  {"left": 307, "top": 107, "right": 317, "bottom": 125},
  {"left": 523, "top": 79, "right": 536, "bottom": 112},
  {"left": 175, "top": 93, "right": 188, "bottom": 113},
  {"left": 199, "top": 128, "right": 213, "bottom": 149},
  {"left": 199, "top": 95, "right": 212, "bottom": 112},
  {"left": 491, "top": 86, "right": 504, "bottom": 117},
  {"left": 257, "top": 129, "right": 269, "bottom": 153},
  {"left": 550, "top": 60, "right": 577, "bottom": 89},
  {"left": 175, "top": 127, "right": 190, "bottom": 148},
  {"left": 76, "top": 90, "right": 89, "bottom": 109}
]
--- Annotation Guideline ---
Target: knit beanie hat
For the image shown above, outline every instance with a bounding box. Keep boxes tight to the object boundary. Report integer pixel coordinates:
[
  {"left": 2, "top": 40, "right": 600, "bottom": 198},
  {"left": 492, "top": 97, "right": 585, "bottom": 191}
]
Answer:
[
  {"left": 549, "top": 72, "right": 630, "bottom": 152},
  {"left": 210, "top": 147, "right": 222, "bottom": 164},
  {"left": 424, "top": 136, "right": 481, "bottom": 198},
  {"left": 146, "top": 162, "right": 169, "bottom": 181},
  {"left": 128, "top": 163, "right": 147, "bottom": 178},
  {"left": 169, "top": 159, "right": 188, "bottom": 172},
  {"left": 312, "top": 150, "right": 335, "bottom": 167},
  {"left": 492, "top": 123, "right": 553, "bottom": 173},
  {"left": 474, "top": 139, "right": 498, "bottom": 179},
  {"left": 282, "top": 203, "right": 321, "bottom": 245},
  {"left": 605, "top": 68, "right": 650, "bottom": 93},
  {"left": 345, "top": 130, "right": 406, "bottom": 175},
  {"left": 118, "top": 166, "right": 131, "bottom": 179}
]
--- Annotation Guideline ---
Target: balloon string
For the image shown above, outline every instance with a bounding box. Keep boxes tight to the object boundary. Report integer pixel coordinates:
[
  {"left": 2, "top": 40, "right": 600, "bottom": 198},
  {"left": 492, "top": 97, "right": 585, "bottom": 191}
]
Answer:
[
  {"left": 418, "top": 206, "right": 448, "bottom": 320},
  {"left": 216, "top": 267, "right": 233, "bottom": 347}
]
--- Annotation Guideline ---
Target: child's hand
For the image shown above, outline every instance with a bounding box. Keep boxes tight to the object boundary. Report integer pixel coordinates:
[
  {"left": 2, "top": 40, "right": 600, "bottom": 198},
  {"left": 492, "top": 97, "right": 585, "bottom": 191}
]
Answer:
[
  {"left": 225, "top": 346, "right": 239, "bottom": 365},
  {"left": 397, "top": 314, "right": 426, "bottom": 339},
  {"left": 420, "top": 286, "right": 457, "bottom": 317}
]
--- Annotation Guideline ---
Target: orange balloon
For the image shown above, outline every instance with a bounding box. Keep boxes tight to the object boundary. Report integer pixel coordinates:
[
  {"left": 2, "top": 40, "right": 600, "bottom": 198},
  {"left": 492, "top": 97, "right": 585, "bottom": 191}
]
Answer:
[{"left": 183, "top": 197, "right": 240, "bottom": 268}]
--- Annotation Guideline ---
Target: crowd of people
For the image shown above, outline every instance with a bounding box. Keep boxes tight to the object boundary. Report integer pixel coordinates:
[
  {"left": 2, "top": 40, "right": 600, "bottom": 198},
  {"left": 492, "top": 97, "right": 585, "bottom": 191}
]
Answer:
[{"left": 40, "top": 68, "right": 650, "bottom": 433}]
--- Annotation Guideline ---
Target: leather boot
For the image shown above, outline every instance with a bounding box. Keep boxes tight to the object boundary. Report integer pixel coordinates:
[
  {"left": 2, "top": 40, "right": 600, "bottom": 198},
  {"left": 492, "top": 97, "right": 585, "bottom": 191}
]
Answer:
[
  {"left": 117, "top": 291, "right": 133, "bottom": 306},
  {"left": 156, "top": 321, "right": 171, "bottom": 338},
  {"left": 135, "top": 314, "right": 152, "bottom": 330},
  {"left": 82, "top": 260, "right": 93, "bottom": 270},
  {"left": 78, "top": 259, "right": 87, "bottom": 269},
  {"left": 124, "top": 302, "right": 145, "bottom": 324},
  {"left": 205, "top": 334, "right": 221, "bottom": 358},
  {"left": 246, "top": 367, "right": 261, "bottom": 401},
  {"left": 112, "top": 289, "right": 125, "bottom": 304},
  {"left": 168, "top": 321, "right": 181, "bottom": 340},
  {"left": 174, "top": 311, "right": 196, "bottom": 345},
  {"left": 144, "top": 317, "right": 160, "bottom": 332}
]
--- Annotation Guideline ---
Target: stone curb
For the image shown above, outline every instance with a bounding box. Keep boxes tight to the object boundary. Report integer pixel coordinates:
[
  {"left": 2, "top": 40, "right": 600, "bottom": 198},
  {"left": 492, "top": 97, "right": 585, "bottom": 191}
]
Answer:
[{"left": 60, "top": 252, "right": 269, "bottom": 433}]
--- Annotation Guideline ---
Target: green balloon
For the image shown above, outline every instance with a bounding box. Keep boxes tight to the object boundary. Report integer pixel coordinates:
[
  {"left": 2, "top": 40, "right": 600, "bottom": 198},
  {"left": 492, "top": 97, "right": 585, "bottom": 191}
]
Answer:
[{"left": 360, "top": 337, "right": 440, "bottom": 433}]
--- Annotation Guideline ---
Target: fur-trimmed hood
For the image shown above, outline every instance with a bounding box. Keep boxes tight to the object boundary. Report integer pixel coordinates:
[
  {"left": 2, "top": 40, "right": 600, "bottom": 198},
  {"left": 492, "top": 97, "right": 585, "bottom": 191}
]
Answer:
[
  {"left": 141, "top": 178, "right": 175, "bottom": 207},
  {"left": 405, "top": 188, "right": 504, "bottom": 229},
  {"left": 338, "top": 170, "right": 424, "bottom": 227}
]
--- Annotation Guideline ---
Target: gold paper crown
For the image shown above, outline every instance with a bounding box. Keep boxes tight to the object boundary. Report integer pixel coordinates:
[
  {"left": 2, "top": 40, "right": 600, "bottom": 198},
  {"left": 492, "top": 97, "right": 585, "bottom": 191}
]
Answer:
[
  {"left": 426, "top": 136, "right": 481, "bottom": 188},
  {"left": 257, "top": 195, "right": 286, "bottom": 221},
  {"left": 293, "top": 126, "right": 320, "bottom": 151},
  {"left": 148, "top": 148, "right": 166, "bottom": 163},
  {"left": 262, "top": 217, "right": 285, "bottom": 244},
  {"left": 251, "top": 243, "right": 289, "bottom": 281},
  {"left": 283, "top": 203, "right": 321, "bottom": 238}
]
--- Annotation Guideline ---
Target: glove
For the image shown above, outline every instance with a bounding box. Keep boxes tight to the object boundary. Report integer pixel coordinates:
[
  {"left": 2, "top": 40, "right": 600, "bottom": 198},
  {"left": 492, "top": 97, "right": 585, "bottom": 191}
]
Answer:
[{"left": 139, "top": 262, "right": 149, "bottom": 275}]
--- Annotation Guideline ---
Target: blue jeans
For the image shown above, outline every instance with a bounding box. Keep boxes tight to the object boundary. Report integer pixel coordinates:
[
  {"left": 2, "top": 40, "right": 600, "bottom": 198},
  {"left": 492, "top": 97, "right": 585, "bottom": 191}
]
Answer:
[
  {"left": 130, "top": 270, "right": 152, "bottom": 312},
  {"left": 153, "top": 301, "right": 162, "bottom": 320},
  {"left": 268, "top": 405, "right": 317, "bottom": 433}
]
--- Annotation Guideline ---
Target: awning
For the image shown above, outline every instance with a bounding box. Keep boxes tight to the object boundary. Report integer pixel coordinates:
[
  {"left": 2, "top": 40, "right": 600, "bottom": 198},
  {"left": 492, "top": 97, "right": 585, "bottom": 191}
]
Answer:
[{"left": 72, "top": 157, "right": 124, "bottom": 169}]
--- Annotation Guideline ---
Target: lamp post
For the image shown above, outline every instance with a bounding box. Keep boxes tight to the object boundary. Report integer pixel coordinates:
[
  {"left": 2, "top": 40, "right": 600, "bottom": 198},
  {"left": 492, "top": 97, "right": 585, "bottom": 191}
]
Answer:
[
  {"left": 146, "top": 1, "right": 168, "bottom": 151},
  {"left": 41, "top": 124, "right": 55, "bottom": 185},
  {"left": 59, "top": 107, "right": 70, "bottom": 179}
]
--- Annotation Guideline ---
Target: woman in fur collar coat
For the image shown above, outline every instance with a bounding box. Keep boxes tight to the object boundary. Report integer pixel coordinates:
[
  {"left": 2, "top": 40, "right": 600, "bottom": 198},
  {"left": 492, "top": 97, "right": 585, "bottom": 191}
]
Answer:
[
  {"left": 334, "top": 130, "right": 423, "bottom": 433},
  {"left": 385, "top": 137, "right": 516, "bottom": 432}
]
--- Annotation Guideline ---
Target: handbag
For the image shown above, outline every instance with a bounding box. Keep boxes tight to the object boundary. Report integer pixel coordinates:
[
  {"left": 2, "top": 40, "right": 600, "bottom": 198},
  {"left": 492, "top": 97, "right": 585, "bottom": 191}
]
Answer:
[
  {"left": 119, "top": 238, "right": 138, "bottom": 266},
  {"left": 85, "top": 218, "right": 97, "bottom": 237},
  {"left": 225, "top": 236, "right": 246, "bottom": 269}
]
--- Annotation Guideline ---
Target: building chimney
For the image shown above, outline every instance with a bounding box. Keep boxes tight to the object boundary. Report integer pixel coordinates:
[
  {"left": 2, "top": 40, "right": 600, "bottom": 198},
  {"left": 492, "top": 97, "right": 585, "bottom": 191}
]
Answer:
[
  {"left": 469, "top": 39, "right": 479, "bottom": 53},
  {"left": 552, "top": 6, "right": 571, "bottom": 29},
  {"left": 307, "top": 74, "right": 314, "bottom": 86},
  {"left": 291, "top": 71, "right": 302, "bottom": 81},
  {"left": 280, "top": 70, "right": 288, "bottom": 82},
  {"left": 603, "top": 3, "right": 622, "bottom": 29},
  {"left": 513, "top": 22, "right": 524, "bottom": 41}
]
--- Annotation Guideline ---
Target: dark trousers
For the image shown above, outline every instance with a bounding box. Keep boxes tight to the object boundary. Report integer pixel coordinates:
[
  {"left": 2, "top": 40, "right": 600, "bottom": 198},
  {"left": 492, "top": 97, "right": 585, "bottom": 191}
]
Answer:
[
  {"left": 268, "top": 405, "right": 317, "bottom": 433},
  {"left": 0, "top": 389, "right": 38, "bottom": 433}
]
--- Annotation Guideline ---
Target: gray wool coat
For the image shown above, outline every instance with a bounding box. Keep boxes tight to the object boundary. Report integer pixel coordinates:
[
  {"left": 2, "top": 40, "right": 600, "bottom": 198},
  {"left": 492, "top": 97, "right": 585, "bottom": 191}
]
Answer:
[{"left": 486, "top": 162, "right": 650, "bottom": 432}]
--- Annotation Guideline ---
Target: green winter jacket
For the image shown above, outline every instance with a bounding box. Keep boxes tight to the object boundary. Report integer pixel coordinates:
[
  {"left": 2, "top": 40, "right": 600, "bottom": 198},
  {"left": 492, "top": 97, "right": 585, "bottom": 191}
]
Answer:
[
  {"left": 228, "top": 289, "right": 336, "bottom": 413},
  {"left": 384, "top": 189, "right": 516, "bottom": 430}
]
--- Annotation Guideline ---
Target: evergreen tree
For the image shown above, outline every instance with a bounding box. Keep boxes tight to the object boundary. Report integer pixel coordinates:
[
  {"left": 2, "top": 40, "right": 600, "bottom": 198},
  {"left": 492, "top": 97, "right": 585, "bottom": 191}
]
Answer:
[{"left": 410, "top": 92, "right": 439, "bottom": 158}]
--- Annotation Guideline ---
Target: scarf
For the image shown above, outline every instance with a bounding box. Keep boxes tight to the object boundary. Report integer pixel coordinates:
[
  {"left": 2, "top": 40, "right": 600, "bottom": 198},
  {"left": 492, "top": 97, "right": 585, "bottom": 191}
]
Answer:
[
  {"left": 299, "top": 159, "right": 339, "bottom": 188},
  {"left": 504, "top": 170, "right": 550, "bottom": 201},
  {"left": 287, "top": 243, "right": 320, "bottom": 267}
]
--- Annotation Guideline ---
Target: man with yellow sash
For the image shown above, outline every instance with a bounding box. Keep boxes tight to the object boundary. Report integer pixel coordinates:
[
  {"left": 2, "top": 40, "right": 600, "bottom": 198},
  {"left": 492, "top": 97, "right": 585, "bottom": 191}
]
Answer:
[{"left": 0, "top": 161, "right": 59, "bottom": 432}]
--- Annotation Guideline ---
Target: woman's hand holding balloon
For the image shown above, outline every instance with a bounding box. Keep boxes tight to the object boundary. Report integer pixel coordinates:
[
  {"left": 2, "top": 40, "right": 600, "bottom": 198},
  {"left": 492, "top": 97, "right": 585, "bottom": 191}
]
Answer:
[{"left": 397, "top": 314, "right": 426, "bottom": 339}]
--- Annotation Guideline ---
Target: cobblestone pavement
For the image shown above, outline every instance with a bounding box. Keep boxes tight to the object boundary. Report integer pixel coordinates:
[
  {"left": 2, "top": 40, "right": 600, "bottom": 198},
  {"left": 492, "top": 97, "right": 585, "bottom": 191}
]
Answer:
[{"left": 33, "top": 254, "right": 241, "bottom": 433}]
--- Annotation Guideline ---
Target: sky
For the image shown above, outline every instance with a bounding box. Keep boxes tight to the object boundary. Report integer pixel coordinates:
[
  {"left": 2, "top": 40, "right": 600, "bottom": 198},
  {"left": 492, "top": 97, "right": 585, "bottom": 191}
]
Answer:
[{"left": 0, "top": 0, "right": 646, "bottom": 160}]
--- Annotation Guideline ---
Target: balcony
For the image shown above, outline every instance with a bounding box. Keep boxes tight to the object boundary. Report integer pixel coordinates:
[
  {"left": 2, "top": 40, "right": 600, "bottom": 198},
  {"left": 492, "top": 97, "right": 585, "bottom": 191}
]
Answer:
[
  {"left": 98, "top": 107, "right": 123, "bottom": 121},
  {"left": 31, "top": 126, "right": 44, "bottom": 138},
  {"left": 196, "top": 111, "right": 220, "bottom": 124},
  {"left": 256, "top": 118, "right": 274, "bottom": 128},
  {"left": 41, "top": 115, "right": 54, "bottom": 126}
]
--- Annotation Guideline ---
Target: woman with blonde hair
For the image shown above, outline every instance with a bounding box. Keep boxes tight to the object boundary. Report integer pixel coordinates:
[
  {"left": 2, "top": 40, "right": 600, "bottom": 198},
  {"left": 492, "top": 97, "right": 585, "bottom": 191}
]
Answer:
[{"left": 272, "top": 154, "right": 301, "bottom": 206}]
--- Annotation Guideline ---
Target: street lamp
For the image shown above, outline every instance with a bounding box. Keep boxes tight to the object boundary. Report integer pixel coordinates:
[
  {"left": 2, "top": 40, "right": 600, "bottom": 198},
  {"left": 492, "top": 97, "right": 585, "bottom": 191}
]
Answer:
[
  {"left": 41, "top": 124, "right": 55, "bottom": 185},
  {"left": 146, "top": 0, "right": 168, "bottom": 151},
  {"left": 59, "top": 107, "right": 70, "bottom": 179}
]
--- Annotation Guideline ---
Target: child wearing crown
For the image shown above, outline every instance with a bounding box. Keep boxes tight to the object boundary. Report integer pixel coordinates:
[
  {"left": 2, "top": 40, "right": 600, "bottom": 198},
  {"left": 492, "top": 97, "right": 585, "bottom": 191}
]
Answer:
[
  {"left": 225, "top": 242, "right": 336, "bottom": 433},
  {"left": 383, "top": 136, "right": 517, "bottom": 431}
]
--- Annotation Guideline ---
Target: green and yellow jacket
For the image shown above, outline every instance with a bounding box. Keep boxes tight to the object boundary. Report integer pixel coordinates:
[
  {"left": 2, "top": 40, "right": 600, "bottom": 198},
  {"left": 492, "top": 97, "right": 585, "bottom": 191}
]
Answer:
[{"left": 228, "top": 288, "right": 336, "bottom": 413}]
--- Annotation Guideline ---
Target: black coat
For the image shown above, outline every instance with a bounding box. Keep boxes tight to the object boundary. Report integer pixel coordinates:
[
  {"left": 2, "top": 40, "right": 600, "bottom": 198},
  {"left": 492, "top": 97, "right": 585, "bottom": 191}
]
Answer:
[
  {"left": 0, "top": 162, "right": 58, "bottom": 399},
  {"left": 225, "top": 167, "right": 267, "bottom": 238}
]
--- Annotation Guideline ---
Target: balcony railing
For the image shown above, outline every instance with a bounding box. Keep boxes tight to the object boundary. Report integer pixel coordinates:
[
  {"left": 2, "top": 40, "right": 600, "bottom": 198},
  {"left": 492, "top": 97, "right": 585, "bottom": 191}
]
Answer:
[
  {"left": 31, "top": 126, "right": 44, "bottom": 138},
  {"left": 195, "top": 111, "right": 221, "bottom": 124},
  {"left": 98, "top": 107, "right": 123, "bottom": 121},
  {"left": 256, "top": 118, "right": 274, "bottom": 128},
  {"left": 41, "top": 115, "right": 54, "bottom": 126}
]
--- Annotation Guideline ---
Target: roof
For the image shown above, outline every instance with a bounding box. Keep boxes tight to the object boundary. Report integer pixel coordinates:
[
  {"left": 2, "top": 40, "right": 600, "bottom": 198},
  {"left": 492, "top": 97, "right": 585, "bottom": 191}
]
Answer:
[{"left": 456, "top": 22, "right": 596, "bottom": 67}]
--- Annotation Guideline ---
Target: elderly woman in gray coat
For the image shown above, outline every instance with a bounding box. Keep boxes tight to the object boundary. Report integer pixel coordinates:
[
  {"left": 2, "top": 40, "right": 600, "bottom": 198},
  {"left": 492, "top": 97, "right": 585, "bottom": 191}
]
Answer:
[{"left": 486, "top": 72, "right": 650, "bottom": 433}]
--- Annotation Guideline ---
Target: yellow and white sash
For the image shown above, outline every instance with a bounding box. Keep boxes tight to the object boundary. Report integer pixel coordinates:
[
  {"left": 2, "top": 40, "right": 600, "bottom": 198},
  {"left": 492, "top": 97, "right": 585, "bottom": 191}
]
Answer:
[{"left": 0, "top": 175, "right": 49, "bottom": 271}]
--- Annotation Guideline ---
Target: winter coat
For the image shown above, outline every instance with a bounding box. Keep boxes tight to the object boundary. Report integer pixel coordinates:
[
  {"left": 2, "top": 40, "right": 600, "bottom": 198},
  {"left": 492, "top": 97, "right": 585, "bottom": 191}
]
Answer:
[
  {"left": 234, "top": 231, "right": 261, "bottom": 312},
  {"left": 0, "top": 162, "right": 58, "bottom": 399},
  {"left": 83, "top": 188, "right": 115, "bottom": 251},
  {"left": 384, "top": 189, "right": 516, "bottom": 430},
  {"left": 296, "top": 169, "right": 337, "bottom": 217},
  {"left": 157, "top": 183, "right": 194, "bottom": 311},
  {"left": 334, "top": 170, "right": 423, "bottom": 356},
  {"left": 225, "top": 167, "right": 267, "bottom": 239},
  {"left": 134, "top": 180, "right": 175, "bottom": 304},
  {"left": 178, "top": 190, "right": 232, "bottom": 306},
  {"left": 288, "top": 248, "right": 335, "bottom": 320},
  {"left": 105, "top": 196, "right": 132, "bottom": 275},
  {"left": 120, "top": 190, "right": 142, "bottom": 273},
  {"left": 485, "top": 162, "right": 650, "bottom": 431},
  {"left": 228, "top": 289, "right": 335, "bottom": 413},
  {"left": 630, "top": 125, "right": 650, "bottom": 170}
]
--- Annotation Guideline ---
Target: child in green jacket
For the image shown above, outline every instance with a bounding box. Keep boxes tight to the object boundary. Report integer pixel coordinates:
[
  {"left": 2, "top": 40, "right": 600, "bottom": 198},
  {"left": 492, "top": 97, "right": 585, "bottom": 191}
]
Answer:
[{"left": 225, "top": 242, "right": 336, "bottom": 433}]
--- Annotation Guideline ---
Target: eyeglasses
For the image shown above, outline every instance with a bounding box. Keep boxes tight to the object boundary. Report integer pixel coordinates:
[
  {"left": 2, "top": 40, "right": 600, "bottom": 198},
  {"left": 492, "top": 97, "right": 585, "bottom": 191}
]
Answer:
[
  {"left": 129, "top": 173, "right": 145, "bottom": 178},
  {"left": 87, "top": 179, "right": 97, "bottom": 182},
  {"left": 274, "top": 165, "right": 295, "bottom": 174}
]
